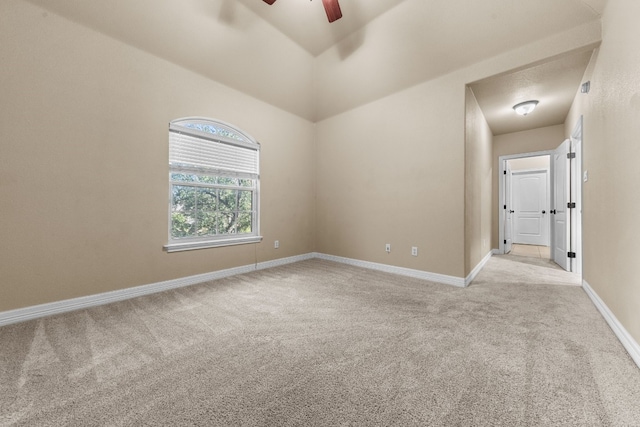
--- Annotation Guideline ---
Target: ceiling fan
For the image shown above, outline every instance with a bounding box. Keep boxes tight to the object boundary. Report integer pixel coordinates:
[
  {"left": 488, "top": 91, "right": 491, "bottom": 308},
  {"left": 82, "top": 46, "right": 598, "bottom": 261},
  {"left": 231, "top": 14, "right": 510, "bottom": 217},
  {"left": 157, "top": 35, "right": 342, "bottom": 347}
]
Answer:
[{"left": 262, "top": 0, "right": 342, "bottom": 23}]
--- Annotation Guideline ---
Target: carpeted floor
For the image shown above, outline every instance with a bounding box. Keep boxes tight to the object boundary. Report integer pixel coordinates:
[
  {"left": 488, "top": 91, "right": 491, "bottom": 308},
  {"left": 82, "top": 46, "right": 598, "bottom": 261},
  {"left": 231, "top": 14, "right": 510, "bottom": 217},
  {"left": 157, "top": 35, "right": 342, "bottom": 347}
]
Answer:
[{"left": 1, "top": 256, "right": 639, "bottom": 426}]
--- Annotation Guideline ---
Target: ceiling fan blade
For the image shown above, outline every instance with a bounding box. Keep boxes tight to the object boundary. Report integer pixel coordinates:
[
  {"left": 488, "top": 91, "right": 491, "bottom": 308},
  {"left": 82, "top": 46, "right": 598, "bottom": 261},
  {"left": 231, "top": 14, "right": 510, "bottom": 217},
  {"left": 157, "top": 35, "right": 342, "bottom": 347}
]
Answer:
[
  {"left": 321, "top": 0, "right": 342, "bottom": 23},
  {"left": 263, "top": 0, "right": 276, "bottom": 5}
]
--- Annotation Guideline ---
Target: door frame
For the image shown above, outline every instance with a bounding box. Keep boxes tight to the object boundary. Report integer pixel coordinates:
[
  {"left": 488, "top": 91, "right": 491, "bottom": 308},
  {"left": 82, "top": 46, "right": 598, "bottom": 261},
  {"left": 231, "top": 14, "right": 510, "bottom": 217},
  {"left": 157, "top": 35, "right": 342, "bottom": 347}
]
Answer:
[
  {"left": 551, "top": 139, "right": 571, "bottom": 270},
  {"left": 570, "top": 116, "right": 584, "bottom": 275},
  {"left": 498, "top": 150, "right": 554, "bottom": 255},
  {"left": 497, "top": 118, "right": 583, "bottom": 274},
  {"left": 504, "top": 161, "right": 513, "bottom": 254}
]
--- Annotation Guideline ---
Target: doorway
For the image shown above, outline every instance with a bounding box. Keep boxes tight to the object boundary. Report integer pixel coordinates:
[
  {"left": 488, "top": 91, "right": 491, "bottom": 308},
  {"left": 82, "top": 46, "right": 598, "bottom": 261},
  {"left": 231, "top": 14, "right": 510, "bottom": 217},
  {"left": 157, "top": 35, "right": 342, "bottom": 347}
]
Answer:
[
  {"left": 498, "top": 117, "right": 583, "bottom": 274},
  {"left": 500, "top": 154, "right": 551, "bottom": 258},
  {"left": 512, "top": 168, "right": 550, "bottom": 246}
]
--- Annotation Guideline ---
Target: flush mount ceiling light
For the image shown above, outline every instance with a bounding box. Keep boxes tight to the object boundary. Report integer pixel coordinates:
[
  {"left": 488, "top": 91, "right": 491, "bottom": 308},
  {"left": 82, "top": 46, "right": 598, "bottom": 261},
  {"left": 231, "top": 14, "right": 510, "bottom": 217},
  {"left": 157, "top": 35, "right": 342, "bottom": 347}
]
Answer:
[{"left": 513, "top": 100, "right": 539, "bottom": 116}]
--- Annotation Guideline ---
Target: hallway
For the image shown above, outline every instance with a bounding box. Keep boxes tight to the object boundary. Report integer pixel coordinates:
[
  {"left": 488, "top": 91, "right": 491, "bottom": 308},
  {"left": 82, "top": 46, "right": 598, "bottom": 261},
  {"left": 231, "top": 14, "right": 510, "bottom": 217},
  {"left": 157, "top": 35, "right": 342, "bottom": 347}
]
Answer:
[{"left": 510, "top": 244, "right": 550, "bottom": 259}]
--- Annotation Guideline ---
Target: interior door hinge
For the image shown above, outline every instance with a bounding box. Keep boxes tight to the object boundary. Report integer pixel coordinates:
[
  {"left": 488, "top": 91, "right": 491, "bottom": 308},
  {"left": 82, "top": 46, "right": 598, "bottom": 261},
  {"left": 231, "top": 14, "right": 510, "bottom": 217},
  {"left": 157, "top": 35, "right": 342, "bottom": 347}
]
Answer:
[
  {"left": 567, "top": 152, "right": 576, "bottom": 159},
  {"left": 568, "top": 252, "right": 576, "bottom": 258},
  {"left": 504, "top": 240, "right": 507, "bottom": 244},
  {"left": 504, "top": 170, "right": 507, "bottom": 174},
  {"left": 504, "top": 205, "right": 507, "bottom": 210},
  {"left": 567, "top": 202, "right": 576, "bottom": 208}
]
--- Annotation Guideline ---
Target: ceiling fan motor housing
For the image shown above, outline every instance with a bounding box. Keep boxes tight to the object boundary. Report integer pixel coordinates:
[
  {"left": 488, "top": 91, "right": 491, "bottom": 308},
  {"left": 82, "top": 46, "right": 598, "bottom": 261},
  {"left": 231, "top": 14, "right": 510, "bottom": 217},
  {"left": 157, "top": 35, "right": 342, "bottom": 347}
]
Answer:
[{"left": 262, "top": 0, "right": 342, "bottom": 23}]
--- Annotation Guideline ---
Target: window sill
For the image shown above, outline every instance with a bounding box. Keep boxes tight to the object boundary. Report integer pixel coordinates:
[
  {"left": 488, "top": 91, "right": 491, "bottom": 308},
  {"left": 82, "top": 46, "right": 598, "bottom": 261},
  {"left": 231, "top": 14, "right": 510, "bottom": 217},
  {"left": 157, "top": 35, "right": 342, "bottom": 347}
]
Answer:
[{"left": 164, "top": 235, "right": 263, "bottom": 253}]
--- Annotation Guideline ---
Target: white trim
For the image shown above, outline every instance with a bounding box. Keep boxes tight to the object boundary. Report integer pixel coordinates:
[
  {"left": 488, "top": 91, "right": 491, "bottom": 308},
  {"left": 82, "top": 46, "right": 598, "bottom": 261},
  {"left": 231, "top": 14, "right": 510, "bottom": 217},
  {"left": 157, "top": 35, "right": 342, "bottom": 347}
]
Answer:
[
  {"left": 164, "top": 235, "right": 263, "bottom": 252},
  {"left": 255, "top": 253, "right": 315, "bottom": 270},
  {"left": 167, "top": 117, "right": 261, "bottom": 252},
  {"left": 313, "top": 253, "right": 466, "bottom": 287},
  {"left": 582, "top": 280, "right": 640, "bottom": 369},
  {"left": 8, "top": 253, "right": 639, "bottom": 372},
  {"left": 0, "top": 253, "right": 478, "bottom": 327},
  {"left": 170, "top": 117, "right": 260, "bottom": 148},
  {"left": 511, "top": 167, "right": 549, "bottom": 175},
  {"left": 465, "top": 251, "right": 493, "bottom": 286},
  {"left": 570, "top": 116, "right": 583, "bottom": 276},
  {"left": 0, "top": 253, "right": 314, "bottom": 327}
]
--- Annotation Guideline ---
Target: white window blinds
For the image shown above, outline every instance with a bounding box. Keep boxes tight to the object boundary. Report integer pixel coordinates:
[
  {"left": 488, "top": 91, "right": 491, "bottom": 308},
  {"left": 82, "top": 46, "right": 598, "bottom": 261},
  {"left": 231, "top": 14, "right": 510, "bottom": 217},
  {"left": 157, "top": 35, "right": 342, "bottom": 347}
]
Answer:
[{"left": 169, "top": 123, "right": 259, "bottom": 179}]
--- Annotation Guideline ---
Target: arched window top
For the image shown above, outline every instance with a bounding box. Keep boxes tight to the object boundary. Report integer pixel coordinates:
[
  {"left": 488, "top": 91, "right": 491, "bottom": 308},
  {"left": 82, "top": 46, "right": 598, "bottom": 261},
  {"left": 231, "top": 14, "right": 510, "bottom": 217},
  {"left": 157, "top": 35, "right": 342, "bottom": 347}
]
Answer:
[
  {"left": 165, "top": 117, "right": 261, "bottom": 252},
  {"left": 170, "top": 117, "right": 258, "bottom": 147}
]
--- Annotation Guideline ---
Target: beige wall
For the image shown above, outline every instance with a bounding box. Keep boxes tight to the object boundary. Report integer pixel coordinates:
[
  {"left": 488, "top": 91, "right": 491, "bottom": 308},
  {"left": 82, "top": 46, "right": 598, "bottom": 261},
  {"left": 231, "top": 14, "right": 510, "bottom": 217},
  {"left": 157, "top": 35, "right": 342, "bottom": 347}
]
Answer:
[
  {"left": 315, "top": 74, "right": 466, "bottom": 277},
  {"left": 313, "top": 0, "right": 602, "bottom": 121},
  {"left": 0, "top": 1, "right": 315, "bottom": 311},
  {"left": 465, "top": 88, "right": 493, "bottom": 275},
  {"left": 0, "top": 0, "right": 607, "bottom": 313},
  {"left": 491, "top": 125, "right": 565, "bottom": 248},
  {"left": 24, "top": 0, "right": 317, "bottom": 121},
  {"left": 508, "top": 156, "right": 550, "bottom": 172},
  {"left": 314, "top": 13, "right": 599, "bottom": 280},
  {"left": 565, "top": 0, "right": 640, "bottom": 344}
]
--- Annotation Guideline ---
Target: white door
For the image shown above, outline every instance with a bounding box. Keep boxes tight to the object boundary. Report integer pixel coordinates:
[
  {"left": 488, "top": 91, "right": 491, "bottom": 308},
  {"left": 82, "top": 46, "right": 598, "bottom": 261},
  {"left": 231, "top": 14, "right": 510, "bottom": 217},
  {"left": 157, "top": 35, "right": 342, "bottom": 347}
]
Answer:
[
  {"left": 571, "top": 135, "right": 582, "bottom": 274},
  {"left": 504, "top": 162, "right": 513, "bottom": 254},
  {"left": 512, "top": 171, "right": 549, "bottom": 245},
  {"left": 551, "top": 139, "right": 571, "bottom": 271}
]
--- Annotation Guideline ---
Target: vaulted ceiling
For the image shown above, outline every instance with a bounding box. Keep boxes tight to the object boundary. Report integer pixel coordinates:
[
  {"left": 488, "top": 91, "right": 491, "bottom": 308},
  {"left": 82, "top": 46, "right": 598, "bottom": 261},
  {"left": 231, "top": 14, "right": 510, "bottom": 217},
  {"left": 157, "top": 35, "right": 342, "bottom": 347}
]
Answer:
[
  {"left": 236, "top": 0, "right": 405, "bottom": 56},
  {"left": 24, "top": 0, "right": 607, "bottom": 132},
  {"left": 241, "top": 0, "right": 607, "bottom": 58}
]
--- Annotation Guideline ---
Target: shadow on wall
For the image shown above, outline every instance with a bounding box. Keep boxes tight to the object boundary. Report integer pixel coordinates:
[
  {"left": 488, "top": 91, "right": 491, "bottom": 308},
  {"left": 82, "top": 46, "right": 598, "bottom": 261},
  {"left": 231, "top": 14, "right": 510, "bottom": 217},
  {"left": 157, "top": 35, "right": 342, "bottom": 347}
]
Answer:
[
  {"left": 332, "top": 1, "right": 365, "bottom": 60},
  {"left": 210, "top": 0, "right": 368, "bottom": 60},
  {"left": 199, "top": 0, "right": 258, "bottom": 31}
]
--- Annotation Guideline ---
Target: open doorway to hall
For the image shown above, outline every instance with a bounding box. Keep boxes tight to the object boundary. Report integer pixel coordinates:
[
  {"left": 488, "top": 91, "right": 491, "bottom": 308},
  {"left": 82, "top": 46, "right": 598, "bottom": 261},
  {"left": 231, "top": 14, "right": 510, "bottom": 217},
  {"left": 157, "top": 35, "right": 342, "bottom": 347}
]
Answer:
[
  {"left": 498, "top": 119, "right": 583, "bottom": 274},
  {"left": 506, "top": 155, "right": 551, "bottom": 258}
]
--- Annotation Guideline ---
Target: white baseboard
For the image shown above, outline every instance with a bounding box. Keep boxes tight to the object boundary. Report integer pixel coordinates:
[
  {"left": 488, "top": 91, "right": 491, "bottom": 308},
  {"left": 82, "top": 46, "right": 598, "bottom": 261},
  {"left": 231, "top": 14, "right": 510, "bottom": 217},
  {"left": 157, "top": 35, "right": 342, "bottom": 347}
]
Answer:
[
  {"left": 492, "top": 249, "right": 502, "bottom": 255},
  {"left": 7, "top": 254, "right": 636, "bottom": 371},
  {"left": 0, "top": 253, "right": 315, "bottom": 327},
  {"left": 255, "top": 253, "right": 316, "bottom": 270},
  {"left": 0, "top": 252, "right": 480, "bottom": 327},
  {"left": 313, "top": 252, "right": 466, "bottom": 288},
  {"left": 582, "top": 280, "right": 640, "bottom": 369},
  {"left": 465, "top": 251, "right": 493, "bottom": 286}
]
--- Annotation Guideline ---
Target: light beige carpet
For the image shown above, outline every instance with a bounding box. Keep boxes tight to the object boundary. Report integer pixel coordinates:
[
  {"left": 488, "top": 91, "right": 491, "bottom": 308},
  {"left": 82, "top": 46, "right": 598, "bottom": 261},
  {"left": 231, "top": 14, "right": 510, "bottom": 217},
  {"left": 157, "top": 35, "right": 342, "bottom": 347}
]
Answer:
[{"left": 1, "top": 257, "right": 639, "bottom": 426}]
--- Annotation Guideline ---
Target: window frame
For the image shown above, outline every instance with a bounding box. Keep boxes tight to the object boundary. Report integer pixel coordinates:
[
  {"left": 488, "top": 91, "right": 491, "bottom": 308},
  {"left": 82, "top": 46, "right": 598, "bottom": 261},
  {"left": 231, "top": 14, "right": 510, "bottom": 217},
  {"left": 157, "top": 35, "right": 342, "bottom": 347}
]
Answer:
[{"left": 163, "top": 117, "right": 262, "bottom": 253}]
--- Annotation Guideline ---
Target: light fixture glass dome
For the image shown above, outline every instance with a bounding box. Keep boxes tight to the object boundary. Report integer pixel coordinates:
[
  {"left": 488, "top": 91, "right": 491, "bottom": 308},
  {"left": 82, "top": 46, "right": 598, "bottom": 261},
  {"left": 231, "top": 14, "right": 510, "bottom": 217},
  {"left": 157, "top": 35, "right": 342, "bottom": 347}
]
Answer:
[{"left": 513, "top": 100, "right": 539, "bottom": 116}]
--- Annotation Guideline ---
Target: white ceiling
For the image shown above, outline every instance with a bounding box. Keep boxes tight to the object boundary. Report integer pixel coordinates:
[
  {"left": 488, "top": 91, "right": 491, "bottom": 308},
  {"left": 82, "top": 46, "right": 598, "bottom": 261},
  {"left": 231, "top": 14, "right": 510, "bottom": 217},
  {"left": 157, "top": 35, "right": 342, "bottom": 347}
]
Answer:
[
  {"left": 247, "top": 0, "right": 606, "bottom": 127},
  {"left": 23, "top": 0, "right": 607, "bottom": 128},
  {"left": 236, "top": 0, "right": 406, "bottom": 56},
  {"left": 243, "top": 0, "right": 606, "bottom": 131},
  {"left": 469, "top": 49, "right": 595, "bottom": 135},
  {"left": 239, "top": 0, "right": 607, "bottom": 59}
]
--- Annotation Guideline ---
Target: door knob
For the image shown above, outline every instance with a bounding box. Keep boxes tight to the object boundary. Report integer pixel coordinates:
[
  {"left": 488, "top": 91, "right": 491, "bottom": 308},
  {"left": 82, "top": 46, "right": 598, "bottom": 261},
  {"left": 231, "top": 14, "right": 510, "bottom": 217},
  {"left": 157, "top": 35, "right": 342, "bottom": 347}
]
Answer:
[
  {"left": 509, "top": 210, "right": 515, "bottom": 213},
  {"left": 542, "top": 210, "right": 546, "bottom": 214}
]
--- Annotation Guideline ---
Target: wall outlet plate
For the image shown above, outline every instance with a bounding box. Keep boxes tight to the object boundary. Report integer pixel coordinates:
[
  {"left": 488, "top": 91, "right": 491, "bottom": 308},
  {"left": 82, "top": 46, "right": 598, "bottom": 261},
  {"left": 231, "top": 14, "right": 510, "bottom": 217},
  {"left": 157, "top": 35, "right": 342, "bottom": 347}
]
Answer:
[
  {"left": 411, "top": 247, "right": 418, "bottom": 256},
  {"left": 385, "top": 243, "right": 391, "bottom": 253},
  {"left": 274, "top": 240, "right": 279, "bottom": 249}
]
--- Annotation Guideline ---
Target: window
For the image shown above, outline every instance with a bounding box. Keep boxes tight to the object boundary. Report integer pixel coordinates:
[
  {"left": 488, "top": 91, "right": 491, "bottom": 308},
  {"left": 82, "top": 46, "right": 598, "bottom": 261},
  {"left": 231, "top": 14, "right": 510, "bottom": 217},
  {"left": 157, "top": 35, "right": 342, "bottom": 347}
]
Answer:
[{"left": 164, "top": 118, "right": 261, "bottom": 252}]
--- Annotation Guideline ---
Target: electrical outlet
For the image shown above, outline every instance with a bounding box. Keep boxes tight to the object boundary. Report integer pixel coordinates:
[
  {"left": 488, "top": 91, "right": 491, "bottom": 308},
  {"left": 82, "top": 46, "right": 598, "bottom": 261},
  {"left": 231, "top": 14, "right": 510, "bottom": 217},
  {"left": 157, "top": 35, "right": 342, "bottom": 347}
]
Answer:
[
  {"left": 274, "top": 240, "right": 279, "bottom": 249},
  {"left": 385, "top": 243, "right": 391, "bottom": 253},
  {"left": 411, "top": 246, "right": 418, "bottom": 256}
]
